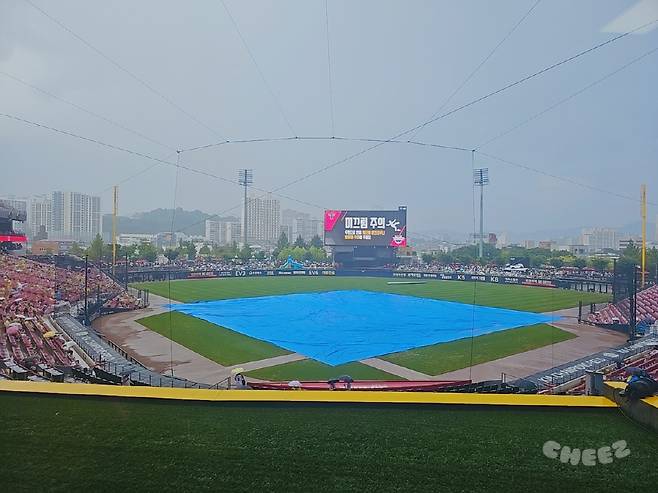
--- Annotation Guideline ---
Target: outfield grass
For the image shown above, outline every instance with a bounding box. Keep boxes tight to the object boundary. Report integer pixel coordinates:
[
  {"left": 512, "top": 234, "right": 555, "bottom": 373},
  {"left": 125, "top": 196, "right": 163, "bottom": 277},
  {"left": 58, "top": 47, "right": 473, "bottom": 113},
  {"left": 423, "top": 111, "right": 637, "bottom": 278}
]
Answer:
[
  {"left": 383, "top": 324, "right": 576, "bottom": 375},
  {"left": 137, "top": 311, "right": 289, "bottom": 366},
  {"left": 245, "top": 359, "right": 402, "bottom": 381},
  {"left": 132, "top": 276, "right": 610, "bottom": 312},
  {"left": 1, "top": 393, "right": 655, "bottom": 492}
]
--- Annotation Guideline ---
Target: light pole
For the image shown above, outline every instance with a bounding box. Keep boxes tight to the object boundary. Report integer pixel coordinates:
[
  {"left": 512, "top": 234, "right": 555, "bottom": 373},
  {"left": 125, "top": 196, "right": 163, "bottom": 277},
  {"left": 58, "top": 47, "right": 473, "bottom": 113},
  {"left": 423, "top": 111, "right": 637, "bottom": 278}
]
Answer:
[
  {"left": 238, "top": 169, "right": 253, "bottom": 248},
  {"left": 473, "top": 167, "right": 489, "bottom": 260},
  {"left": 84, "top": 254, "right": 89, "bottom": 325}
]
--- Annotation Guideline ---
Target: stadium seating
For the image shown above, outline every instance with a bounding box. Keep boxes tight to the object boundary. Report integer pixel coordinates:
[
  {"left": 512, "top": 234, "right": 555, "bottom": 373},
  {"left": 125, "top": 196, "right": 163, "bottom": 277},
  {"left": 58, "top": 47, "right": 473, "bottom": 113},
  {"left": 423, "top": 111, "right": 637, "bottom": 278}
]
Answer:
[
  {"left": 0, "top": 253, "right": 143, "bottom": 380},
  {"left": 562, "top": 350, "right": 658, "bottom": 395},
  {"left": 0, "top": 254, "right": 127, "bottom": 312},
  {"left": 0, "top": 317, "right": 73, "bottom": 367},
  {"left": 102, "top": 293, "right": 142, "bottom": 311},
  {"left": 588, "top": 284, "right": 658, "bottom": 326}
]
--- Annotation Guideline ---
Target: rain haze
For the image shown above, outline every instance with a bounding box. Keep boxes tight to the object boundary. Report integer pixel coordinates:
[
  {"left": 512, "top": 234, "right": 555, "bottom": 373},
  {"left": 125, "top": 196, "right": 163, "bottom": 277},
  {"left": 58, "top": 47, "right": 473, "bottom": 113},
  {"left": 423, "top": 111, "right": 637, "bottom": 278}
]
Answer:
[{"left": 1, "top": 0, "right": 657, "bottom": 239}]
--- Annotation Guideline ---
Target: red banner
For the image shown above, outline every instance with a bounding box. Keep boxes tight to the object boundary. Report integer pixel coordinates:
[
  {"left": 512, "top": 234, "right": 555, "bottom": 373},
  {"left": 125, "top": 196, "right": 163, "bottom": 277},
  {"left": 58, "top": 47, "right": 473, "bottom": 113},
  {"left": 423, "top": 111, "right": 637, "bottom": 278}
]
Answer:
[{"left": 0, "top": 235, "right": 27, "bottom": 243}]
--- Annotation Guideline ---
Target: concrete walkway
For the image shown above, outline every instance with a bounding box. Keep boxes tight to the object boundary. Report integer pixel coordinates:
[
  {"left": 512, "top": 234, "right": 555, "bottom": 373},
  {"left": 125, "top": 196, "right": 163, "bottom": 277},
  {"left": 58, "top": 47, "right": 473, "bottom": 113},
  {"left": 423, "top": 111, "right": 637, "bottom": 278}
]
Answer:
[
  {"left": 228, "top": 353, "right": 307, "bottom": 373},
  {"left": 359, "top": 358, "right": 431, "bottom": 380},
  {"left": 93, "top": 297, "right": 227, "bottom": 384}
]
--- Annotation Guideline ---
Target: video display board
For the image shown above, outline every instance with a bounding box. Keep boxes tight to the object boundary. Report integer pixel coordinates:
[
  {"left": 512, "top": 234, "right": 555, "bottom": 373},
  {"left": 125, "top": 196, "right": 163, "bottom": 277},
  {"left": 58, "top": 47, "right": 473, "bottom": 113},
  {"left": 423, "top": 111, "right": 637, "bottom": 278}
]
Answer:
[{"left": 324, "top": 207, "right": 407, "bottom": 247}]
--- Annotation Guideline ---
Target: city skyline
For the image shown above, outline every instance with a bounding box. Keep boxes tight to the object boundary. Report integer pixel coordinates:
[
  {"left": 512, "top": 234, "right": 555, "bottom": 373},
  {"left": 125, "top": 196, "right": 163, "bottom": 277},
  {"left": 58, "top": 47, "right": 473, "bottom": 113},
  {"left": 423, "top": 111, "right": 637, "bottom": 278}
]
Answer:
[{"left": 5, "top": 188, "right": 658, "bottom": 251}]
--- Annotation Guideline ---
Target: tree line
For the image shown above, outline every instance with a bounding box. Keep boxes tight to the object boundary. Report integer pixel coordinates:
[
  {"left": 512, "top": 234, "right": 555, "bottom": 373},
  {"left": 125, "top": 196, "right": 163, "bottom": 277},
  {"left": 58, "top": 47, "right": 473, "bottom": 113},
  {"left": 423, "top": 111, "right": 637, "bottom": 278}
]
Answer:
[
  {"left": 67, "top": 232, "right": 327, "bottom": 264},
  {"left": 422, "top": 241, "right": 658, "bottom": 275}
]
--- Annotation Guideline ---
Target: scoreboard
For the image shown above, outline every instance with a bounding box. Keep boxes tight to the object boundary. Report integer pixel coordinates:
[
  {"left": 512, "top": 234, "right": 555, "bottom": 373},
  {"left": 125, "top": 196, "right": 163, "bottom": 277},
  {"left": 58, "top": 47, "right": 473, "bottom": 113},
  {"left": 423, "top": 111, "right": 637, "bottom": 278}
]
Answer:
[{"left": 324, "top": 207, "right": 407, "bottom": 247}]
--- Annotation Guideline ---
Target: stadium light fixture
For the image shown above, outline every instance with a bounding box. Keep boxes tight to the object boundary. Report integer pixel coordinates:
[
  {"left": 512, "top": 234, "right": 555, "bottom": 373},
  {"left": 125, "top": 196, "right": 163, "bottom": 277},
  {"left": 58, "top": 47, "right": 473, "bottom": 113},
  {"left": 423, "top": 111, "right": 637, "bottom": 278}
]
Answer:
[
  {"left": 473, "top": 168, "right": 489, "bottom": 259},
  {"left": 238, "top": 169, "right": 253, "bottom": 248}
]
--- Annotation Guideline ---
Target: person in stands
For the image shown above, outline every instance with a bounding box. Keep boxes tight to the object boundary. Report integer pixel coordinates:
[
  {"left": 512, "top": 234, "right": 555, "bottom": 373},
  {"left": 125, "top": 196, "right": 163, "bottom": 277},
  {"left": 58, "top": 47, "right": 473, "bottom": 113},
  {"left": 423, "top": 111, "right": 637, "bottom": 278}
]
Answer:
[{"left": 327, "top": 374, "right": 354, "bottom": 390}]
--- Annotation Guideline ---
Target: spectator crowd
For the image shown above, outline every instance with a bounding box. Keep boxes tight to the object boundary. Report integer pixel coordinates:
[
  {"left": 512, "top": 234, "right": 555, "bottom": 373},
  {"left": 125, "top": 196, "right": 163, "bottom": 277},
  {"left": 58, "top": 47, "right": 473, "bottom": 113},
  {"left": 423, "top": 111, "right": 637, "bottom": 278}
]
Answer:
[
  {"left": 396, "top": 262, "right": 614, "bottom": 280},
  {"left": 1, "top": 253, "right": 143, "bottom": 374},
  {"left": 125, "top": 256, "right": 615, "bottom": 281}
]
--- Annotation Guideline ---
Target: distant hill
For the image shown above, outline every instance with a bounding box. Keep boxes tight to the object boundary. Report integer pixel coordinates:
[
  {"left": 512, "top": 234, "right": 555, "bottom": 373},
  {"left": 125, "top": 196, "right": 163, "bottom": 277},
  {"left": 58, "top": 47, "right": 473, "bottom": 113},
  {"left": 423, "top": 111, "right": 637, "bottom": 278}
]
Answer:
[{"left": 102, "top": 208, "right": 238, "bottom": 236}]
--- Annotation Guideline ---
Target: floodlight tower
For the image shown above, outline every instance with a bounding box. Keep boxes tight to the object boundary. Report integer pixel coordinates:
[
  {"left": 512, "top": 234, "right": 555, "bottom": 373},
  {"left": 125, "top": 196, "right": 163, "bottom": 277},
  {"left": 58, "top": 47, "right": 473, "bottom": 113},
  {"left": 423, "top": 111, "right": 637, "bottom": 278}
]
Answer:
[
  {"left": 112, "top": 185, "right": 118, "bottom": 276},
  {"left": 641, "top": 184, "right": 647, "bottom": 287},
  {"left": 238, "top": 169, "right": 253, "bottom": 248},
  {"left": 473, "top": 168, "right": 489, "bottom": 260}
]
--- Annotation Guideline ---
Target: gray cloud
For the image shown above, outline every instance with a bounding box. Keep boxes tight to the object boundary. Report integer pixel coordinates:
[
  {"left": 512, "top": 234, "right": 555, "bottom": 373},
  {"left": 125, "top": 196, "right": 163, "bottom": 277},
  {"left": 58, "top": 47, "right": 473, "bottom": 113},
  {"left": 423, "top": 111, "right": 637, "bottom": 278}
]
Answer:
[{"left": 1, "top": 0, "right": 657, "bottom": 238}]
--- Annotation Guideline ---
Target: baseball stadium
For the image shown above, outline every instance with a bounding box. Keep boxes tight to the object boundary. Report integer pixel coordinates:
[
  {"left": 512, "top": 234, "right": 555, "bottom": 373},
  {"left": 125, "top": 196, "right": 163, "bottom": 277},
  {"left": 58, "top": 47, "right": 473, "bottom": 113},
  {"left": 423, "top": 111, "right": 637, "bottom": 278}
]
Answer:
[
  {"left": 2, "top": 205, "right": 658, "bottom": 490},
  {"left": 2, "top": 2, "right": 658, "bottom": 491}
]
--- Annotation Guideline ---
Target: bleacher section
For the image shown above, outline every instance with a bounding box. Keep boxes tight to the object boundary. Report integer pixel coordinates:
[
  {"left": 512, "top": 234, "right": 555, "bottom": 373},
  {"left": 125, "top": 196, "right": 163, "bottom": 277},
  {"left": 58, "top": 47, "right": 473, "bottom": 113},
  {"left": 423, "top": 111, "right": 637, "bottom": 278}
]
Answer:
[
  {"left": 0, "top": 254, "right": 142, "bottom": 312},
  {"left": 563, "top": 351, "right": 658, "bottom": 395},
  {"left": 589, "top": 284, "right": 658, "bottom": 326},
  {"left": 0, "top": 253, "right": 146, "bottom": 383},
  {"left": 537, "top": 348, "right": 658, "bottom": 396},
  {"left": 0, "top": 317, "right": 73, "bottom": 368}
]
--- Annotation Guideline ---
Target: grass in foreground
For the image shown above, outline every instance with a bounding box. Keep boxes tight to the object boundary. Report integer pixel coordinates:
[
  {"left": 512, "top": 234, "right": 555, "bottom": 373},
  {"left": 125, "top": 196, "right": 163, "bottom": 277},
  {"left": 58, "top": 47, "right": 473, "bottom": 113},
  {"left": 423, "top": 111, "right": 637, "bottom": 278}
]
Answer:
[
  {"left": 383, "top": 323, "right": 576, "bottom": 376},
  {"left": 1, "top": 393, "right": 655, "bottom": 492},
  {"left": 137, "top": 311, "right": 289, "bottom": 366},
  {"left": 133, "top": 276, "right": 610, "bottom": 312},
  {"left": 245, "top": 359, "right": 402, "bottom": 381}
]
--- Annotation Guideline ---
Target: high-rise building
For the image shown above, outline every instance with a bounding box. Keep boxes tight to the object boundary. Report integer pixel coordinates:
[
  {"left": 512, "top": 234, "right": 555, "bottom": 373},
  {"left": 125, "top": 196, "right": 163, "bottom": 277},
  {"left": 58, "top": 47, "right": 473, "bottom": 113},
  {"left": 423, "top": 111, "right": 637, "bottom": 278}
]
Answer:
[
  {"left": 245, "top": 195, "right": 280, "bottom": 247},
  {"left": 495, "top": 232, "right": 509, "bottom": 248},
  {"left": 29, "top": 192, "right": 101, "bottom": 243},
  {"left": 280, "top": 223, "right": 293, "bottom": 243},
  {"left": 296, "top": 217, "right": 322, "bottom": 243},
  {"left": 226, "top": 221, "right": 242, "bottom": 245},
  {"left": 205, "top": 219, "right": 225, "bottom": 245},
  {"left": 281, "top": 209, "right": 323, "bottom": 243},
  {"left": 581, "top": 228, "right": 618, "bottom": 252},
  {"left": 205, "top": 219, "right": 242, "bottom": 246},
  {"left": 29, "top": 195, "right": 52, "bottom": 238},
  {"left": 618, "top": 236, "right": 640, "bottom": 251}
]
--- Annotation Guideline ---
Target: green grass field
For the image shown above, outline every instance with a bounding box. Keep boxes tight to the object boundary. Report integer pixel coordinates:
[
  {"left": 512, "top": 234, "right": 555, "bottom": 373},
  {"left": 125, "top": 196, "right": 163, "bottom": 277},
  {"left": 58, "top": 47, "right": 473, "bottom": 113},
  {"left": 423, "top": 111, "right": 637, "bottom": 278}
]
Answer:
[
  {"left": 383, "top": 323, "right": 576, "bottom": 375},
  {"left": 1, "top": 393, "right": 655, "bottom": 492},
  {"left": 132, "top": 277, "right": 607, "bottom": 380},
  {"left": 245, "top": 359, "right": 402, "bottom": 380},
  {"left": 132, "top": 276, "right": 609, "bottom": 312},
  {"left": 137, "top": 311, "right": 289, "bottom": 366}
]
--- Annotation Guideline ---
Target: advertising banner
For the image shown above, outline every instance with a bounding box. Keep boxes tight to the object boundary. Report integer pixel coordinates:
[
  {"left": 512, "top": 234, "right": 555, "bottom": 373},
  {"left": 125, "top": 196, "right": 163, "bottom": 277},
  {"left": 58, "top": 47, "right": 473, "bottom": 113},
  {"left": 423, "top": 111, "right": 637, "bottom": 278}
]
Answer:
[{"left": 324, "top": 208, "right": 407, "bottom": 247}]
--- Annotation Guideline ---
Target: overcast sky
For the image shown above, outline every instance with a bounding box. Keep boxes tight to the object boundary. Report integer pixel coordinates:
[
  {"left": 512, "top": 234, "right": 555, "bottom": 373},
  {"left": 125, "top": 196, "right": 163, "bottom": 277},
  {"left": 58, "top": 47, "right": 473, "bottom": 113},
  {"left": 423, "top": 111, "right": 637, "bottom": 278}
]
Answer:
[{"left": 1, "top": 0, "right": 657, "bottom": 237}]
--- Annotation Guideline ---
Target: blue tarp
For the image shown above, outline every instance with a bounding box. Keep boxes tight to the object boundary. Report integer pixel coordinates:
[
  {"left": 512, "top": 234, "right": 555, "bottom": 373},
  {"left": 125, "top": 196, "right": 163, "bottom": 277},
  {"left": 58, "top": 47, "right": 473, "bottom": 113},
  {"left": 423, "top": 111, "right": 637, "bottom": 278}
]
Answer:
[{"left": 170, "top": 290, "right": 556, "bottom": 366}]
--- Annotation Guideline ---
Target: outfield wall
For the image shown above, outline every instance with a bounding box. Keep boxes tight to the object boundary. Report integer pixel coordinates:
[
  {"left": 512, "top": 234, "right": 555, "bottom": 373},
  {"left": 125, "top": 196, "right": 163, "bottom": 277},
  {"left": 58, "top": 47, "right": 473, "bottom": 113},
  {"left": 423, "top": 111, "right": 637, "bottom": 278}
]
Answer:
[
  {"left": 126, "top": 268, "right": 611, "bottom": 292},
  {"left": 0, "top": 380, "right": 617, "bottom": 407}
]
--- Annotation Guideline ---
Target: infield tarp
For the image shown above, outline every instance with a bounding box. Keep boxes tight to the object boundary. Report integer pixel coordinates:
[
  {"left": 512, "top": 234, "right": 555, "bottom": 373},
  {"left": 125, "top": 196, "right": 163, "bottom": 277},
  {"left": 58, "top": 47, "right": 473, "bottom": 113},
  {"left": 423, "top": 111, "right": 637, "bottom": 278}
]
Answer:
[{"left": 169, "top": 290, "right": 556, "bottom": 366}]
